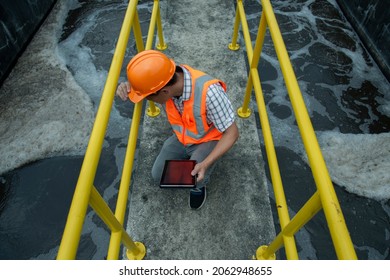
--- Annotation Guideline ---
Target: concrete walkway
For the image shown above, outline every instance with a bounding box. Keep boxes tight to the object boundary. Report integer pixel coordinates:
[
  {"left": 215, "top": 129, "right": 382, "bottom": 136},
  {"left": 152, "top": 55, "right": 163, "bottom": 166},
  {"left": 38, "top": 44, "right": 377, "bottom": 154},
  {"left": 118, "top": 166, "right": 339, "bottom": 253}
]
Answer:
[{"left": 126, "top": 0, "right": 275, "bottom": 260}]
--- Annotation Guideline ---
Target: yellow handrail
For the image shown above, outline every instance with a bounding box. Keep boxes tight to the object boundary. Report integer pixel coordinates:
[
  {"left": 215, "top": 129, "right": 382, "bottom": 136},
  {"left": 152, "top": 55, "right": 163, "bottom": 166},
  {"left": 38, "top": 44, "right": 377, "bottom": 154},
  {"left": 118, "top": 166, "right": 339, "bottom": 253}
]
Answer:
[
  {"left": 230, "top": 0, "right": 297, "bottom": 260},
  {"left": 229, "top": 0, "right": 357, "bottom": 260},
  {"left": 57, "top": 0, "right": 165, "bottom": 260},
  {"left": 57, "top": 0, "right": 357, "bottom": 260}
]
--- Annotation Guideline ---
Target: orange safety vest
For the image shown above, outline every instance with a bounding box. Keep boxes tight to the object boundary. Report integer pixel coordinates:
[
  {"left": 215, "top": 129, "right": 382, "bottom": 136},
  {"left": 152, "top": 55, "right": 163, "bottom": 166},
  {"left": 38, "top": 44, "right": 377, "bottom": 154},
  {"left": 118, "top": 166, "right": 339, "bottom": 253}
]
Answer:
[{"left": 165, "top": 65, "right": 227, "bottom": 145}]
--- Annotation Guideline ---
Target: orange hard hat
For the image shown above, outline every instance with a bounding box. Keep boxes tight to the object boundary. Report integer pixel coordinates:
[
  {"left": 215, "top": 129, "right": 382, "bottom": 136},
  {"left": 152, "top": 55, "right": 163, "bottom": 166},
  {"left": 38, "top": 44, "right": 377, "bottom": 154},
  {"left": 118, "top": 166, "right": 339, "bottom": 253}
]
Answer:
[{"left": 127, "top": 50, "right": 176, "bottom": 103}]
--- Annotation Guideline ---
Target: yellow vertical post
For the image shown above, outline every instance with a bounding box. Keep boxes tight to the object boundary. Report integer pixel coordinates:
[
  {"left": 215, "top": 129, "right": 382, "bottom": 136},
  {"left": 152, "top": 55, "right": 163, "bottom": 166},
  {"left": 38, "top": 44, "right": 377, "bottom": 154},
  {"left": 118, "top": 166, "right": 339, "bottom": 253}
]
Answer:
[
  {"left": 144, "top": 0, "right": 162, "bottom": 117},
  {"left": 133, "top": 10, "right": 145, "bottom": 52},
  {"left": 238, "top": 0, "right": 254, "bottom": 61},
  {"left": 250, "top": 11, "right": 267, "bottom": 73},
  {"left": 145, "top": 0, "right": 159, "bottom": 51},
  {"left": 237, "top": 75, "right": 253, "bottom": 118},
  {"left": 237, "top": 10, "right": 267, "bottom": 118},
  {"left": 156, "top": 1, "right": 167, "bottom": 50},
  {"left": 228, "top": 3, "right": 241, "bottom": 51},
  {"left": 147, "top": 101, "right": 161, "bottom": 117}
]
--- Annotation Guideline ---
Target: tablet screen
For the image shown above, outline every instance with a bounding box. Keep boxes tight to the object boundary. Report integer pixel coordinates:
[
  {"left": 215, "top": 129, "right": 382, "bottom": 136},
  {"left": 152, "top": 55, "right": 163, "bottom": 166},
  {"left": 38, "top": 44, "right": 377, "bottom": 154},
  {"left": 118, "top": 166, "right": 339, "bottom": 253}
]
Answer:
[{"left": 160, "top": 160, "right": 197, "bottom": 188}]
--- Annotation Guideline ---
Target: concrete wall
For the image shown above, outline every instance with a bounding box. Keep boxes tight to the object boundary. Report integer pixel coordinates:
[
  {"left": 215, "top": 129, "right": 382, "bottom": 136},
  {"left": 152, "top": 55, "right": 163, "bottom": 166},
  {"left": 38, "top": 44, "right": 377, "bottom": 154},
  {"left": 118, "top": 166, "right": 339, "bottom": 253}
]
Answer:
[
  {"left": 0, "top": 0, "right": 57, "bottom": 85},
  {"left": 336, "top": 0, "right": 390, "bottom": 81}
]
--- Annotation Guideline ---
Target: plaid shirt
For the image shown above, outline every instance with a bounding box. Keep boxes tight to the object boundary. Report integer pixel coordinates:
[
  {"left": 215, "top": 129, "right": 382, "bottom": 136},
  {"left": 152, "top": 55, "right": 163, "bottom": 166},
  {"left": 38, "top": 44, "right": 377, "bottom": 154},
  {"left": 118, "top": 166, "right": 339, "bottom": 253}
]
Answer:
[{"left": 172, "top": 66, "right": 235, "bottom": 133}]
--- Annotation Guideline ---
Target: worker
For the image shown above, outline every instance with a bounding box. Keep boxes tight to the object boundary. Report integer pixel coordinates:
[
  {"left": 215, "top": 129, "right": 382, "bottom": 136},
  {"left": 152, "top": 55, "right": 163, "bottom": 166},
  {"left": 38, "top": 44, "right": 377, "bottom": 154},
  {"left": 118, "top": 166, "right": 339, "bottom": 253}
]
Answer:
[{"left": 116, "top": 50, "right": 239, "bottom": 210}]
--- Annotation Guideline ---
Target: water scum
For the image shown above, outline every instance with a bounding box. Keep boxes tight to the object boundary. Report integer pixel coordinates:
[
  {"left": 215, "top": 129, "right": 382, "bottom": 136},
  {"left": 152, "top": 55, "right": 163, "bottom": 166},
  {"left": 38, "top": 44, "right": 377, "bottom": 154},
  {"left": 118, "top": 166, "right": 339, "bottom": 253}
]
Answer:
[
  {"left": 0, "top": 0, "right": 389, "bottom": 203},
  {"left": 0, "top": 0, "right": 94, "bottom": 175},
  {"left": 250, "top": 0, "right": 390, "bottom": 202},
  {"left": 318, "top": 131, "right": 390, "bottom": 201}
]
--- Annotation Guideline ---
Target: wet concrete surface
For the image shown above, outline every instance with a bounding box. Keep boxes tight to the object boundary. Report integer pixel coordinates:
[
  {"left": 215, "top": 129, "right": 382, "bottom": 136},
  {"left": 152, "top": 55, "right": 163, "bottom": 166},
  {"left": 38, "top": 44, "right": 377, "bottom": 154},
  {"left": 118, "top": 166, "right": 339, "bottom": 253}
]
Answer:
[{"left": 125, "top": 0, "right": 274, "bottom": 260}]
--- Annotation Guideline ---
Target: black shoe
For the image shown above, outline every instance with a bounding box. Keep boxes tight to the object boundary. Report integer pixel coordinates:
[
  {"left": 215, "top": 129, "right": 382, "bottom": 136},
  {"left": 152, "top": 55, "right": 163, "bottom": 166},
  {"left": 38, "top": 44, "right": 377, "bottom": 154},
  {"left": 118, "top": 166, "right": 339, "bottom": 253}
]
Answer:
[{"left": 189, "top": 187, "right": 206, "bottom": 210}]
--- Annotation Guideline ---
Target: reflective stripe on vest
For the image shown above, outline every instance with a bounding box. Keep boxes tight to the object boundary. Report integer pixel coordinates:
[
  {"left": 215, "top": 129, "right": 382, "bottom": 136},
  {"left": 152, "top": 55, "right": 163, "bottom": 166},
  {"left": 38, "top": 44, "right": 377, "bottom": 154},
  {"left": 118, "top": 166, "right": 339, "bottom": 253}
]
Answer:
[
  {"left": 188, "top": 74, "right": 214, "bottom": 139},
  {"left": 165, "top": 65, "right": 226, "bottom": 145}
]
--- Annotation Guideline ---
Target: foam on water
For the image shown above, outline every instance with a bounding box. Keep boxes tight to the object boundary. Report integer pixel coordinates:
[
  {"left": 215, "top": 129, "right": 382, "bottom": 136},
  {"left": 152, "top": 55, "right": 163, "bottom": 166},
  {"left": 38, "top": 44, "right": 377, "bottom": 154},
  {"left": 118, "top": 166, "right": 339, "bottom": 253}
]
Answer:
[
  {"left": 254, "top": 0, "right": 390, "bottom": 202},
  {"left": 57, "top": 0, "right": 142, "bottom": 141},
  {"left": 0, "top": 0, "right": 94, "bottom": 175},
  {"left": 318, "top": 131, "right": 390, "bottom": 201},
  {"left": 0, "top": 1, "right": 134, "bottom": 259}
]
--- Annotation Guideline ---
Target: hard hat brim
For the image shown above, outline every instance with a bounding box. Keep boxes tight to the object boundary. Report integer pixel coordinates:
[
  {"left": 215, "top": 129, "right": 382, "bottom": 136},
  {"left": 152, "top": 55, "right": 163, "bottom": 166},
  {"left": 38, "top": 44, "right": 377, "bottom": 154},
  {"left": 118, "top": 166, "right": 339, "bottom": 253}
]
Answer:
[{"left": 128, "top": 88, "right": 155, "bottom": 103}]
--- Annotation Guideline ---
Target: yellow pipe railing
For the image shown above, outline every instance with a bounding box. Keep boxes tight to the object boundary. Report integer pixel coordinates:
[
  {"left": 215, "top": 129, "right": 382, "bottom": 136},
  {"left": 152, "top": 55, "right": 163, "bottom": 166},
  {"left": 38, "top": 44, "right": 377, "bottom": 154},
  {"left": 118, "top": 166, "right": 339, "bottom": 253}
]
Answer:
[
  {"left": 230, "top": 0, "right": 357, "bottom": 260},
  {"left": 57, "top": 0, "right": 165, "bottom": 260},
  {"left": 145, "top": 0, "right": 163, "bottom": 117},
  {"left": 57, "top": 0, "right": 356, "bottom": 261},
  {"left": 107, "top": 0, "right": 165, "bottom": 260},
  {"left": 229, "top": 0, "right": 297, "bottom": 260}
]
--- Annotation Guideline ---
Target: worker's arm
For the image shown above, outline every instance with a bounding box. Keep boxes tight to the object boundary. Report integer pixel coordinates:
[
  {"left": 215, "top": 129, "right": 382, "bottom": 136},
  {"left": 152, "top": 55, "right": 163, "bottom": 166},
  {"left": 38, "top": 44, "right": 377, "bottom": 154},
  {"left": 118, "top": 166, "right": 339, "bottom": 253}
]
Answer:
[{"left": 191, "top": 121, "right": 239, "bottom": 182}]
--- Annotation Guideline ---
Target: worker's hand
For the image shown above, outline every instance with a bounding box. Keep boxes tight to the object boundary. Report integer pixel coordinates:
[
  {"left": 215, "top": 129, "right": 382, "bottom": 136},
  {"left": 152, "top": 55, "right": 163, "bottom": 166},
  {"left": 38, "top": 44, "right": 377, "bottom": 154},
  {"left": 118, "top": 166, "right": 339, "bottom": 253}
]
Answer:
[
  {"left": 191, "top": 162, "right": 208, "bottom": 182},
  {"left": 116, "top": 81, "right": 131, "bottom": 101}
]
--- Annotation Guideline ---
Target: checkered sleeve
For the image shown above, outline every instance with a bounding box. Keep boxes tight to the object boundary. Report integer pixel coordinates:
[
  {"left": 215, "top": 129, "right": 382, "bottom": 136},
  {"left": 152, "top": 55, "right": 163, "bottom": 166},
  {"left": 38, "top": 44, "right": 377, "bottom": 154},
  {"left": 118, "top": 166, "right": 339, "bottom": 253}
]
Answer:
[{"left": 206, "top": 83, "right": 235, "bottom": 133}]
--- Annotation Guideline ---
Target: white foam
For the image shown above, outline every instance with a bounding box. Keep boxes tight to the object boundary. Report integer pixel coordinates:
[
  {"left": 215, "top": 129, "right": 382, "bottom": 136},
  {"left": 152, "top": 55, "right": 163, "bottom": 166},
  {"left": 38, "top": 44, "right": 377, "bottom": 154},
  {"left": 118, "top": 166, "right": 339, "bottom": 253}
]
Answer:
[
  {"left": 256, "top": 0, "right": 390, "bottom": 202},
  {"left": 318, "top": 131, "right": 390, "bottom": 201},
  {"left": 0, "top": 0, "right": 94, "bottom": 175},
  {"left": 57, "top": 1, "right": 135, "bottom": 140}
]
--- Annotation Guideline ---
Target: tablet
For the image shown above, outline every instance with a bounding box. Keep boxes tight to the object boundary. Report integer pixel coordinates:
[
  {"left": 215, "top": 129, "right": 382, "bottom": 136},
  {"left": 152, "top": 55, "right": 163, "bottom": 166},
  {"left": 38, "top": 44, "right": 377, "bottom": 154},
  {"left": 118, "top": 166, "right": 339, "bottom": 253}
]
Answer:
[{"left": 159, "top": 160, "right": 197, "bottom": 188}]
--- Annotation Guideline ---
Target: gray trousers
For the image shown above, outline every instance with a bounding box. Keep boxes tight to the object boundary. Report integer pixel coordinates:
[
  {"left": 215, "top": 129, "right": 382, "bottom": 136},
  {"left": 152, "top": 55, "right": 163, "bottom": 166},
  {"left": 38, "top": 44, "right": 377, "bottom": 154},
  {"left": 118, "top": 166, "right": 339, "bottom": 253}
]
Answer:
[{"left": 152, "top": 134, "right": 218, "bottom": 189}]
